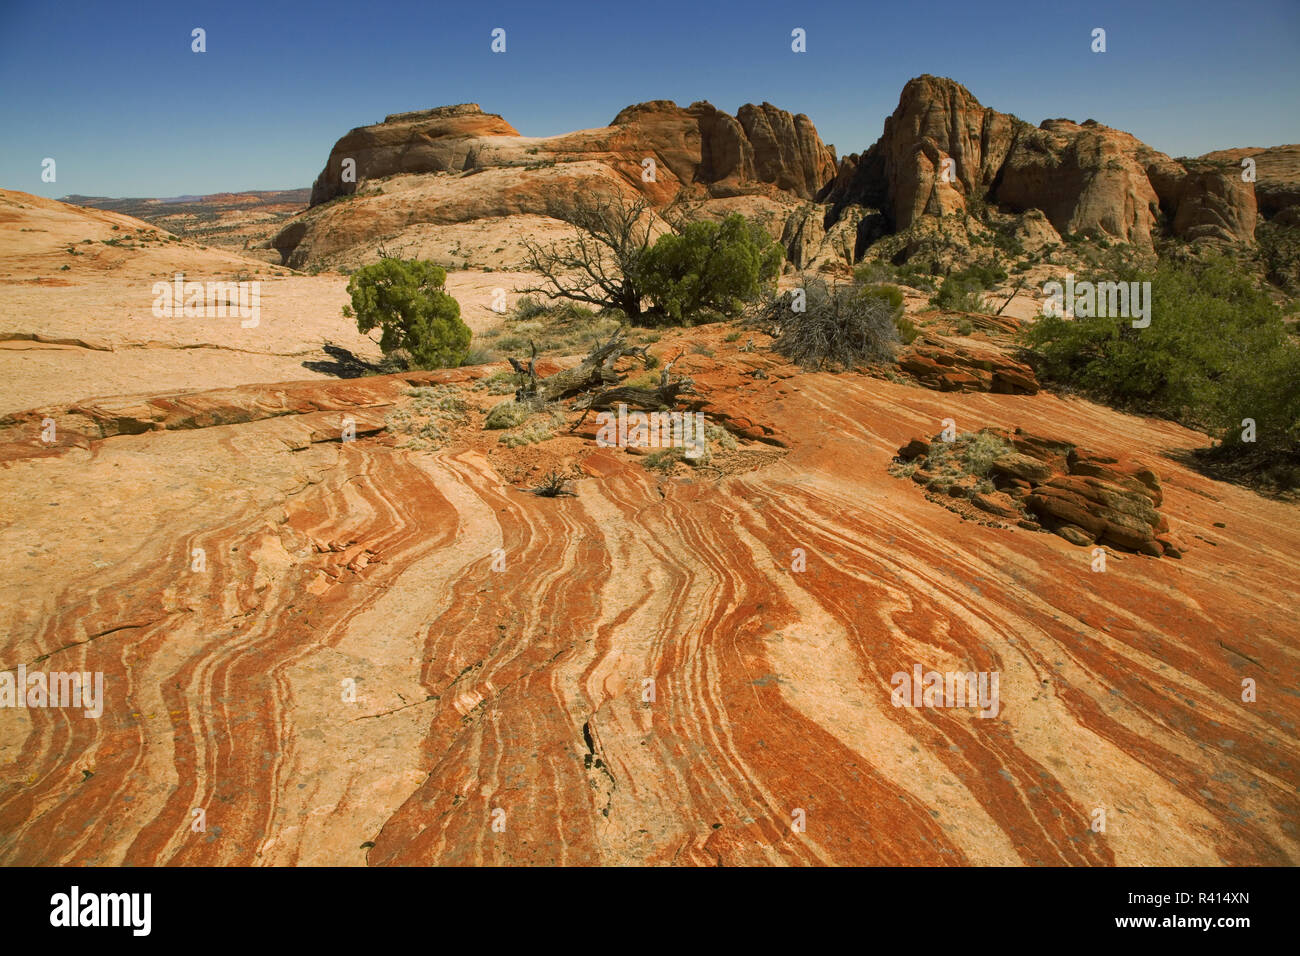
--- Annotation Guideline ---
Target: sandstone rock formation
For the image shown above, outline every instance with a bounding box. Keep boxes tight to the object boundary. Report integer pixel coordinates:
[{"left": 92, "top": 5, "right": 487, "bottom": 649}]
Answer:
[
  {"left": 896, "top": 426, "right": 1186, "bottom": 557},
  {"left": 309, "top": 105, "right": 521, "bottom": 206},
  {"left": 898, "top": 335, "right": 1039, "bottom": 394},
  {"left": 278, "top": 101, "right": 836, "bottom": 270},
  {"left": 3, "top": 318, "right": 1297, "bottom": 865},
  {"left": 780, "top": 203, "right": 890, "bottom": 271},
  {"left": 816, "top": 75, "right": 1258, "bottom": 253},
  {"left": 821, "top": 75, "right": 1016, "bottom": 234},
  {"left": 1201, "top": 143, "right": 1300, "bottom": 224},
  {"left": 277, "top": 81, "right": 1279, "bottom": 274}
]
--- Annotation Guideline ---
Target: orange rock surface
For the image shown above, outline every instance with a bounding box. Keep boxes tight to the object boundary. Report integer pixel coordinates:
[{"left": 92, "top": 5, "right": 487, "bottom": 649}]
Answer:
[{"left": 1, "top": 327, "right": 1296, "bottom": 866}]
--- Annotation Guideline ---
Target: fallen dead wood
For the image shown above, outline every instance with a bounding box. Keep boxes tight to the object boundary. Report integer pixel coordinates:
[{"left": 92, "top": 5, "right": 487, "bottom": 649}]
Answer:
[
  {"left": 512, "top": 329, "right": 649, "bottom": 405},
  {"left": 578, "top": 380, "right": 694, "bottom": 412},
  {"left": 994, "top": 277, "right": 1027, "bottom": 317}
]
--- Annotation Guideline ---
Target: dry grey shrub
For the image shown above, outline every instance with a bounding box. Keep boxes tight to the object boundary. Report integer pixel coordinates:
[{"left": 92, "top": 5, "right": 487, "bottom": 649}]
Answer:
[{"left": 763, "top": 276, "right": 900, "bottom": 370}]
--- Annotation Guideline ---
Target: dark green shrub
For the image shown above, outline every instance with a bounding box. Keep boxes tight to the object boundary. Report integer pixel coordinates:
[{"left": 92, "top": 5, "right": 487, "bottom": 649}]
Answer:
[
  {"left": 930, "top": 262, "right": 1007, "bottom": 311},
  {"left": 342, "top": 258, "right": 471, "bottom": 369},
  {"left": 932, "top": 277, "right": 984, "bottom": 311},
  {"left": 638, "top": 214, "right": 782, "bottom": 325},
  {"left": 1022, "top": 255, "right": 1300, "bottom": 473},
  {"left": 853, "top": 261, "right": 896, "bottom": 285}
]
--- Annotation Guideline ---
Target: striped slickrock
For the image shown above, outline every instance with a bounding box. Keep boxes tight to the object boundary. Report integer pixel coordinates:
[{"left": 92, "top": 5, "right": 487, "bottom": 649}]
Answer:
[{"left": 0, "top": 348, "right": 1296, "bottom": 866}]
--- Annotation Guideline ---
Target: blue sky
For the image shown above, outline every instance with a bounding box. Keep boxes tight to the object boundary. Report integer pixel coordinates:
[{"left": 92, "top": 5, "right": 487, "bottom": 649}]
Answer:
[{"left": 1, "top": 0, "right": 1297, "bottom": 198}]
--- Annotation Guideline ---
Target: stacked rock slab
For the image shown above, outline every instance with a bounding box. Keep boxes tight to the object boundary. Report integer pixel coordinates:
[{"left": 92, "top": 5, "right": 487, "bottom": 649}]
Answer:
[
  {"left": 895, "top": 427, "right": 1188, "bottom": 557},
  {"left": 897, "top": 336, "right": 1039, "bottom": 394}
]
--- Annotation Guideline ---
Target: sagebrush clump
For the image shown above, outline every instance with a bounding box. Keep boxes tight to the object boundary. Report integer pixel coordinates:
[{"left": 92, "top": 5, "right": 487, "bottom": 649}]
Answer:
[{"left": 763, "top": 276, "right": 900, "bottom": 370}]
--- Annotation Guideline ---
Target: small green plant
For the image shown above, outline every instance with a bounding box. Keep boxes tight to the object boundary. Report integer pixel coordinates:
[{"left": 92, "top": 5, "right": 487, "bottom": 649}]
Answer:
[
  {"left": 408, "top": 385, "right": 466, "bottom": 416},
  {"left": 621, "top": 369, "right": 662, "bottom": 390},
  {"left": 856, "top": 283, "right": 905, "bottom": 316},
  {"left": 853, "top": 261, "right": 897, "bottom": 285},
  {"left": 958, "top": 431, "right": 1013, "bottom": 476},
  {"left": 892, "top": 431, "right": 1013, "bottom": 483},
  {"left": 895, "top": 315, "right": 920, "bottom": 344},
  {"left": 498, "top": 408, "right": 566, "bottom": 447},
  {"left": 852, "top": 281, "right": 918, "bottom": 346},
  {"left": 484, "top": 400, "right": 531, "bottom": 430},
  {"left": 705, "top": 422, "right": 736, "bottom": 452},
  {"left": 386, "top": 384, "right": 468, "bottom": 450},
  {"left": 932, "top": 278, "right": 983, "bottom": 311},
  {"left": 643, "top": 447, "right": 685, "bottom": 472},
  {"left": 931, "top": 262, "right": 1008, "bottom": 312},
  {"left": 498, "top": 422, "right": 554, "bottom": 447}
]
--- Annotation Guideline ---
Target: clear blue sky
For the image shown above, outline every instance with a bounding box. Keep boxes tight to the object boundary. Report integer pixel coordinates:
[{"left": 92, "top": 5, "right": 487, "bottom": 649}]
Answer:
[{"left": 2, "top": 0, "right": 1297, "bottom": 198}]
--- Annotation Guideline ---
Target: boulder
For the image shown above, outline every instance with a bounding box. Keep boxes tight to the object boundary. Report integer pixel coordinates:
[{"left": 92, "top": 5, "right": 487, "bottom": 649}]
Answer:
[
  {"left": 897, "top": 337, "right": 1039, "bottom": 394},
  {"left": 895, "top": 423, "right": 1178, "bottom": 556},
  {"left": 972, "top": 491, "right": 1020, "bottom": 518},
  {"left": 991, "top": 452, "right": 1053, "bottom": 483},
  {"left": 897, "top": 438, "right": 931, "bottom": 460},
  {"left": 1056, "top": 524, "right": 1096, "bottom": 546}
]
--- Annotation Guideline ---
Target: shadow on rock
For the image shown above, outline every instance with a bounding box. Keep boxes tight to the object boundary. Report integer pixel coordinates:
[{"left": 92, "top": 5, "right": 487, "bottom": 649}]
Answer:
[{"left": 303, "top": 342, "right": 386, "bottom": 379}]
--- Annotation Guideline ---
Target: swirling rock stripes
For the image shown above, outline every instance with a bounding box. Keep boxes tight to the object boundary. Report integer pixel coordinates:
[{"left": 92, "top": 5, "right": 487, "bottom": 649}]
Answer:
[{"left": 0, "top": 363, "right": 1296, "bottom": 866}]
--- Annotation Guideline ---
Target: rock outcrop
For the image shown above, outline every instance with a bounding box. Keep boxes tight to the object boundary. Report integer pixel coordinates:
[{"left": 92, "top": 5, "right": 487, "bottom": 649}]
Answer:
[
  {"left": 896, "top": 426, "right": 1186, "bottom": 557},
  {"left": 821, "top": 75, "right": 1016, "bottom": 233},
  {"left": 818, "top": 75, "right": 1258, "bottom": 249},
  {"left": 5, "top": 322, "right": 1297, "bottom": 865},
  {"left": 309, "top": 105, "right": 521, "bottom": 206},
  {"left": 280, "top": 101, "right": 837, "bottom": 269},
  {"left": 285, "top": 80, "right": 1281, "bottom": 272},
  {"left": 781, "top": 203, "right": 885, "bottom": 271},
  {"left": 1201, "top": 143, "right": 1300, "bottom": 223},
  {"left": 898, "top": 335, "right": 1039, "bottom": 394}
]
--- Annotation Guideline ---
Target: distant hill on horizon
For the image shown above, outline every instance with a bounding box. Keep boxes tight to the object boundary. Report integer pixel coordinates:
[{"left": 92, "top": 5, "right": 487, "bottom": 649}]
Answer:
[{"left": 63, "top": 188, "right": 310, "bottom": 261}]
